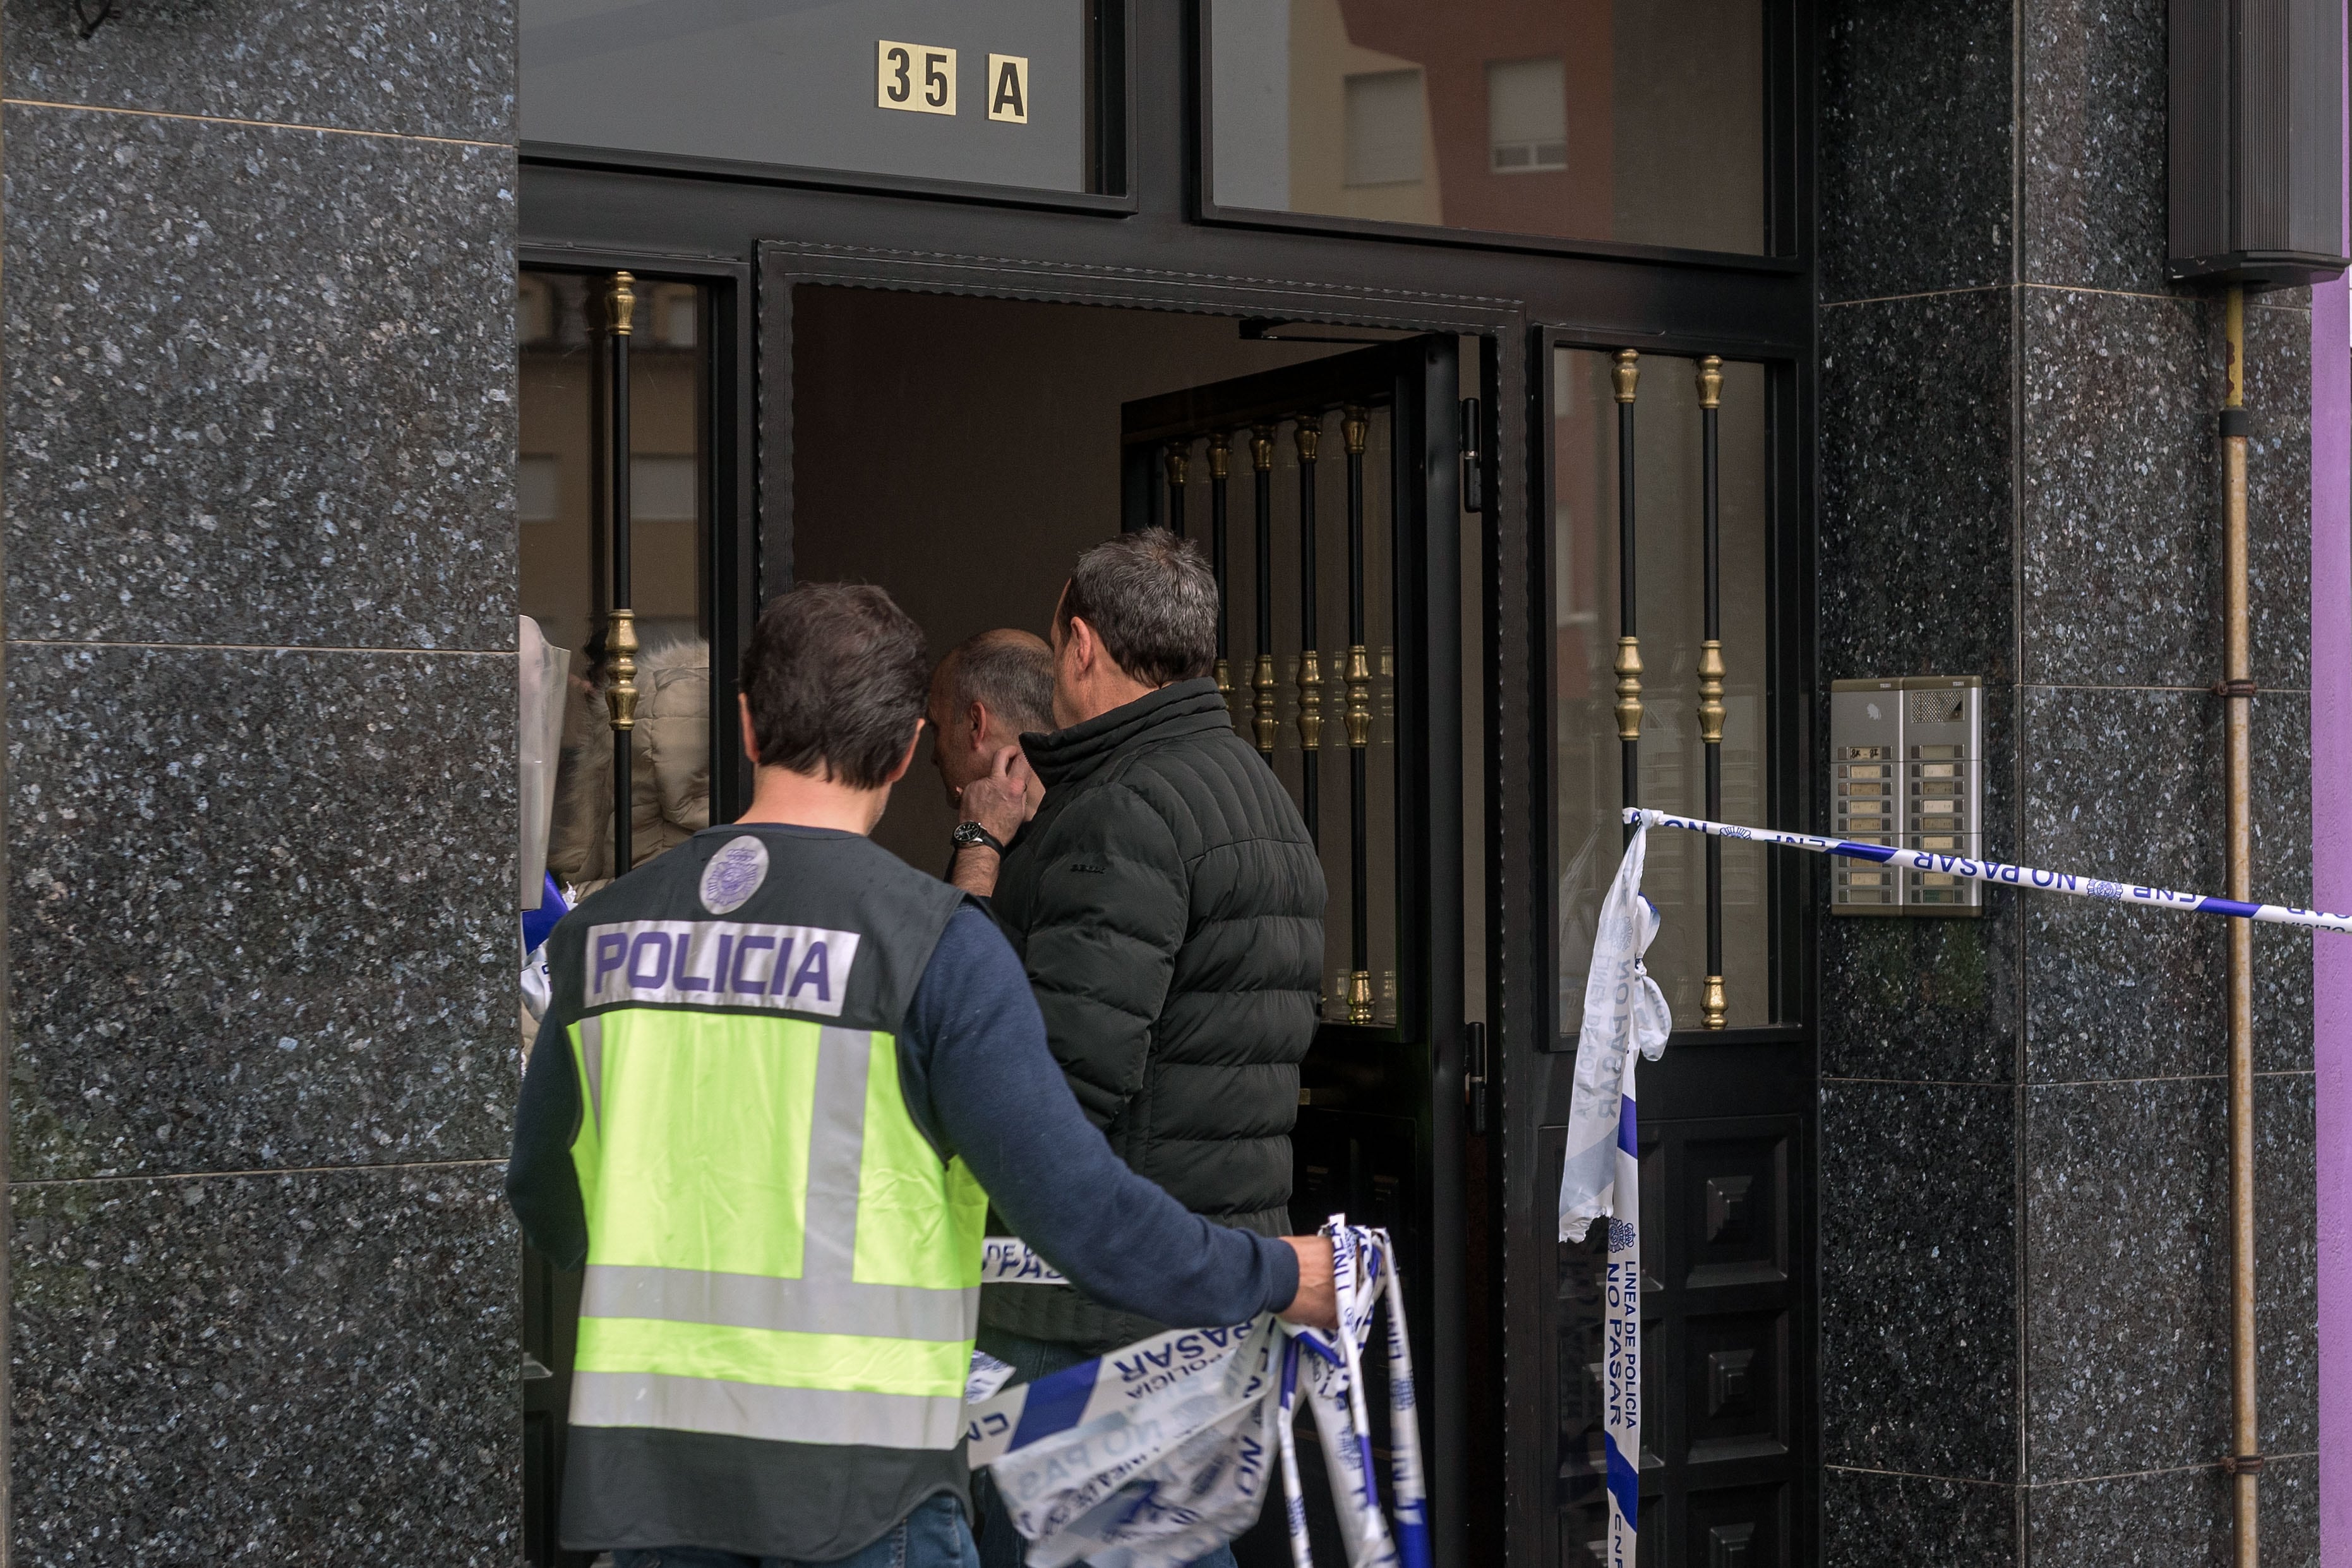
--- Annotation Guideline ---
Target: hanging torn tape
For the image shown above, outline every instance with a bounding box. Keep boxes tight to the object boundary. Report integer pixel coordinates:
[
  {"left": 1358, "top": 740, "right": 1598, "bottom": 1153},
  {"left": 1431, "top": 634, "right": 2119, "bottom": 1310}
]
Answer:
[
  {"left": 966, "top": 1219, "right": 1427, "bottom": 1568},
  {"left": 1626, "top": 808, "right": 2352, "bottom": 934},
  {"left": 1554, "top": 827, "right": 1662, "bottom": 1568}
]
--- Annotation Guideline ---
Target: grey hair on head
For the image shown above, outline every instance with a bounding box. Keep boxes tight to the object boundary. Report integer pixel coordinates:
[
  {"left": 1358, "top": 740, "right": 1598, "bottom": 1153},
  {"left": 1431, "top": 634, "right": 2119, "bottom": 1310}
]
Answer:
[
  {"left": 1055, "top": 529, "right": 1218, "bottom": 688},
  {"left": 945, "top": 628, "right": 1053, "bottom": 734}
]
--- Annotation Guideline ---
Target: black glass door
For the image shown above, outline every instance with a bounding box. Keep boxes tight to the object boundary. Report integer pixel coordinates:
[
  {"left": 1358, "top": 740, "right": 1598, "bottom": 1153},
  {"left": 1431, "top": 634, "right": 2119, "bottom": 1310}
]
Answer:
[{"left": 1119, "top": 336, "right": 1471, "bottom": 1568}]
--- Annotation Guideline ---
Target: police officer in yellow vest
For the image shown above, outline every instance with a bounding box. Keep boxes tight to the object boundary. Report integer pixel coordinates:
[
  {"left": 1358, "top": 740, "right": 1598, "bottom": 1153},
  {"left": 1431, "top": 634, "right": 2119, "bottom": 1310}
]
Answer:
[{"left": 510, "top": 583, "right": 1338, "bottom": 1568}]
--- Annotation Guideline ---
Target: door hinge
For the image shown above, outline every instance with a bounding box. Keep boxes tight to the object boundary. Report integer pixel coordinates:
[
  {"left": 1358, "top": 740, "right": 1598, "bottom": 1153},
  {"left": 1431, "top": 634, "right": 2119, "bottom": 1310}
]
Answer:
[
  {"left": 1463, "top": 1020, "right": 1489, "bottom": 1134},
  {"left": 1459, "top": 397, "right": 1485, "bottom": 514}
]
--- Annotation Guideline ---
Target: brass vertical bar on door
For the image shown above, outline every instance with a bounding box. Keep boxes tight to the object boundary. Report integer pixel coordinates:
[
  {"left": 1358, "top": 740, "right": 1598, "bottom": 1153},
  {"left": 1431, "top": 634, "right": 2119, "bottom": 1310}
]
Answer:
[
  {"left": 1251, "top": 426, "right": 1278, "bottom": 755},
  {"left": 1342, "top": 405, "right": 1372, "bottom": 1024},
  {"left": 1295, "top": 412, "right": 1323, "bottom": 847},
  {"left": 605, "top": 271, "right": 639, "bottom": 877},
  {"left": 1612, "top": 350, "right": 1642, "bottom": 846},
  {"left": 1164, "top": 442, "right": 1189, "bottom": 540},
  {"left": 1209, "top": 433, "right": 1233, "bottom": 723},
  {"left": 1696, "top": 357, "right": 1727, "bottom": 1030}
]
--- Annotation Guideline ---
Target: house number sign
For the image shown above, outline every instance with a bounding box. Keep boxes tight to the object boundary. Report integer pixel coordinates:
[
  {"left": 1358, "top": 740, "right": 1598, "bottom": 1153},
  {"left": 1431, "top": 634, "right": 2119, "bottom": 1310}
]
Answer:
[{"left": 875, "top": 41, "right": 1031, "bottom": 124}]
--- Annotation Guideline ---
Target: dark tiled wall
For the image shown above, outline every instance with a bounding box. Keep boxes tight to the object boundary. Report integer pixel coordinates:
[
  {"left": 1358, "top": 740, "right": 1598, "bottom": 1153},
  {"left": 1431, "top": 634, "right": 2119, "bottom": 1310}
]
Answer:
[
  {"left": 1818, "top": 1, "right": 2317, "bottom": 1565},
  {"left": 0, "top": 0, "right": 519, "bottom": 1559}
]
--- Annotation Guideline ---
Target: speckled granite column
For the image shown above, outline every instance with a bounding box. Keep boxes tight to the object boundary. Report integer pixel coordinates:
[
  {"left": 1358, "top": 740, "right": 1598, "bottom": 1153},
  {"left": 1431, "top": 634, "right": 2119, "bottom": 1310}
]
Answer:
[
  {"left": 0, "top": 1, "right": 520, "bottom": 1560},
  {"left": 1820, "top": 1, "right": 2319, "bottom": 1565}
]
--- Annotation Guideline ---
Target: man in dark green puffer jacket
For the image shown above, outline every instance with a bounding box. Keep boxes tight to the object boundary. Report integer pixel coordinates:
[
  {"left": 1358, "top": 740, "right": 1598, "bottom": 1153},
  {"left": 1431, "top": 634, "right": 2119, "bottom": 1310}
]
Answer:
[{"left": 955, "top": 530, "right": 1325, "bottom": 1567}]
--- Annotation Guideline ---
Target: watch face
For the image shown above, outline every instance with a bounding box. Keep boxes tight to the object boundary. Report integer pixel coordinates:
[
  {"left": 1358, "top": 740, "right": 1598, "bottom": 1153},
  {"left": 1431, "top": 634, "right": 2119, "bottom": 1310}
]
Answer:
[{"left": 953, "top": 822, "right": 987, "bottom": 846}]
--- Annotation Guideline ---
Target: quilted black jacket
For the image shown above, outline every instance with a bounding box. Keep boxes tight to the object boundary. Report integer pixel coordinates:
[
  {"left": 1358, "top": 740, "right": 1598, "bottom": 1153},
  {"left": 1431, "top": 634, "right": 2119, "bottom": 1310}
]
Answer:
[{"left": 983, "top": 678, "right": 1325, "bottom": 1347}]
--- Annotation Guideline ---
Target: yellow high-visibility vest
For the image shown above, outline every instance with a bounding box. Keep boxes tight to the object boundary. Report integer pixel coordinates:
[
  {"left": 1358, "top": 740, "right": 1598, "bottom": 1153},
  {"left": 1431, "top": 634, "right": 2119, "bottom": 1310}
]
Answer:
[{"left": 566, "top": 1006, "right": 988, "bottom": 1449}]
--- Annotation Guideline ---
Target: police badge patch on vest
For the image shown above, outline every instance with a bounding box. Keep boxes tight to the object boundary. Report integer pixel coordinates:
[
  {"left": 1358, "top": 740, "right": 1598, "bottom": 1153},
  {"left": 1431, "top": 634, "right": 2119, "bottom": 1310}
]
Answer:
[
  {"left": 699, "top": 834, "right": 771, "bottom": 914},
  {"left": 585, "top": 920, "right": 861, "bottom": 1017}
]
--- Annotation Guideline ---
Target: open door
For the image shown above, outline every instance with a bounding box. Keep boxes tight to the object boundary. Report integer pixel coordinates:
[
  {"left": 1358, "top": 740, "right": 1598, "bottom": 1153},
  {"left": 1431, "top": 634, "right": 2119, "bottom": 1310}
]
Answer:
[{"left": 1120, "top": 337, "right": 1471, "bottom": 1568}]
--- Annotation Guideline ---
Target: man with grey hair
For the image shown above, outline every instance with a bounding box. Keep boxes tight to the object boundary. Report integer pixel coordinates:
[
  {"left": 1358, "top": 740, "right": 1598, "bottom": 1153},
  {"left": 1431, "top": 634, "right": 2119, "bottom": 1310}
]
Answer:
[
  {"left": 965, "top": 529, "right": 1326, "bottom": 1568},
  {"left": 927, "top": 628, "right": 1053, "bottom": 895}
]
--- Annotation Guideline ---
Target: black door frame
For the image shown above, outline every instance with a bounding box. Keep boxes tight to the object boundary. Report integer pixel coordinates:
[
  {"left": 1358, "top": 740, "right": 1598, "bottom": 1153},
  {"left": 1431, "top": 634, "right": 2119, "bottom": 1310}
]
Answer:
[
  {"left": 759, "top": 246, "right": 1497, "bottom": 1560},
  {"left": 512, "top": 249, "right": 759, "bottom": 1568},
  {"left": 514, "top": 246, "right": 762, "bottom": 822},
  {"left": 517, "top": 6, "right": 1819, "bottom": 1565},
  {"left": 1513, "top": 323, "right": 1820, "bottom": 1568}
]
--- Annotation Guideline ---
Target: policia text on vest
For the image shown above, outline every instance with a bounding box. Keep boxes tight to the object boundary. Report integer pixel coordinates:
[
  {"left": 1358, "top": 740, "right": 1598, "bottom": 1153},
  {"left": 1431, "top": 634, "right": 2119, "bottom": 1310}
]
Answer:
[{"left": 509, "top": 823, "right": 1321, "bottom": 1560}]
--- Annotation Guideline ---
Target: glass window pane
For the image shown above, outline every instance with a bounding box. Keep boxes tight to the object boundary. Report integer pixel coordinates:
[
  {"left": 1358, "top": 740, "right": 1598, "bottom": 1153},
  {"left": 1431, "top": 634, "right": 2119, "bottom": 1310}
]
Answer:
[
  {"left": 523, "top": 0, "right": 1100, "bottom": 194},
  {"left": 1553, "top": 348, "right": 1771, "bottom": 1032},
  {"left": 519, "top": 269, "right": 714, "bottom": 892},
  {"left": 1209, "top": 0, "right": 1766, "bottom": 253}
]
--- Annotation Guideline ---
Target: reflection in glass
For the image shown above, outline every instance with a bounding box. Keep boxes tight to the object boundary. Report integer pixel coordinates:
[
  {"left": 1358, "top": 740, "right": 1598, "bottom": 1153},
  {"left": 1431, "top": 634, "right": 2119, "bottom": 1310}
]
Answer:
[
  {"left": 1209, "top": 0, "right": 1765, "bottom": 253},
  {"left": 519, "top": 269, "right": 723, "bottom": 1564},
  {"left": 517, "top": 269, "right": 713, "bottom": 893},
  {"left": 522, "top": 0, "right": 1098, "bottom": 194},
  {"left": 1554, "top": 349, "right": 1770, "bottom": 1031},
  {"left": 1343, "top": 69, "right": 1427, "bottom": 186}
]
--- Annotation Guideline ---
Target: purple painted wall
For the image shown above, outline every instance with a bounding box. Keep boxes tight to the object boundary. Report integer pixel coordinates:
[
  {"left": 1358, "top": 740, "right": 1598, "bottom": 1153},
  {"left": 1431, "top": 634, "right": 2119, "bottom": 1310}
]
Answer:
[{"left": 2315, "top": 34, "right": 2349, "bottom": 1559}]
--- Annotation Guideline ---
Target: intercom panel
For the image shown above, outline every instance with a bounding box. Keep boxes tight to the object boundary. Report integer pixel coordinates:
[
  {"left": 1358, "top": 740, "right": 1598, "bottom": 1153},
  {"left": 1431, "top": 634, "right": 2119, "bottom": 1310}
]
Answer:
[{"left": 1830, "top": 676, "right": 1983, "bottom": 915}]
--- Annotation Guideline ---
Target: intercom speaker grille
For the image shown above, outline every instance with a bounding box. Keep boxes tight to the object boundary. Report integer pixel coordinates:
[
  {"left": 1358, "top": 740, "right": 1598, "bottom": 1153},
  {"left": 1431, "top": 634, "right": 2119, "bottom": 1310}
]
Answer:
[{"left": 1906, "top": 688, "right": 1964, "bottom": 725}]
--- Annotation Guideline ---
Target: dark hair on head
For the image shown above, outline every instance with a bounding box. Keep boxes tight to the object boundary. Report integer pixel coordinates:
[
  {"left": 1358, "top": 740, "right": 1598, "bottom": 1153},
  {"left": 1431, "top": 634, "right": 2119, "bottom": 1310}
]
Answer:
[
  {"left": 740, "top": 583, "right": 930, "bottom": 788},
  {"left": 1053, "top": 529, "right": 1216, "bottom": 688},
  {"left": 946, "top": 629, "right": 1054, "bottom": 734}
]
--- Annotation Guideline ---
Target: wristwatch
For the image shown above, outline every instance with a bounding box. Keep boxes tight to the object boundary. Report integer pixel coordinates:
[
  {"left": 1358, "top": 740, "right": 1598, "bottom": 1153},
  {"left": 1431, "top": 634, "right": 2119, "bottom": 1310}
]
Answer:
[{"left": 952, "top": 820, "right": 1007, "bottom": 858}]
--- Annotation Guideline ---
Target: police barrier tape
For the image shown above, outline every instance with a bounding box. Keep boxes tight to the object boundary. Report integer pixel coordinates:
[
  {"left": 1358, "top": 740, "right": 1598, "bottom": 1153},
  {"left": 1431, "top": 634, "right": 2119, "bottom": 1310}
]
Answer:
[
  {"left": 981, "top": 1237, "right": 1067, "bottom": 1286},
  {"left": 967, "top": 1218, "right": 1429, "bottom": 1568},
  {"left": 1554, "top": 826, "right": 1666, "bottom": 1568},
  {"left": 1625, "top": 808, "right": 2352, "bottom": 935}
]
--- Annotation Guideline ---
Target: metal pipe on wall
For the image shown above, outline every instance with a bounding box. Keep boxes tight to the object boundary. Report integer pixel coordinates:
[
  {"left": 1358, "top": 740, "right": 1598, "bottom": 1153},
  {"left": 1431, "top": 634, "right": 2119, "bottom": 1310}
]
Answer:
[
  {"left": 2219, "top": 282, "right": 2263, "bottom": 1568},
  {"left": 1613, "top": 350, "right": 1643, "bottom": 844},
  {"left": 605, "top": 270, "right": 639, "bottom": 875},
  {"left": 1696, "top": 357, "right": 1728, "bottom": 1030}
]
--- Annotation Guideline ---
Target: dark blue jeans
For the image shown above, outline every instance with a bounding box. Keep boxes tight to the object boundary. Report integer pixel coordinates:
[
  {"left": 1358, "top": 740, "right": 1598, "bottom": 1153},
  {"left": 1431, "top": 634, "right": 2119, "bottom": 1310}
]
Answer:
[
  {"left": 613, "top": 1494, "right": 980, "bottom": 1568},
  {"left": 970, "top": 1328, "right": 1240, "bottom": 1568}
]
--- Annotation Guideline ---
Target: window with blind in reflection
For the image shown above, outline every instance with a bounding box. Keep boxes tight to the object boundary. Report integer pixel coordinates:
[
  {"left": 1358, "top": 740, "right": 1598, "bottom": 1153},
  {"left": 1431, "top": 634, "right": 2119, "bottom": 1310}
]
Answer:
[{"left": 1208, "top": 0, "right": 1768, "bottom": 253}]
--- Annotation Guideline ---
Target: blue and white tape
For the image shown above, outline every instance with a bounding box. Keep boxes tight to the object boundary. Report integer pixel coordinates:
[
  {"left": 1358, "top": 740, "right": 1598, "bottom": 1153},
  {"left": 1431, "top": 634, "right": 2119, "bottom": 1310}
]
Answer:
[
  {"left": 1377, "top": 1247, "right": 1431, "bottom": 1568},
  {"left": 967, "top": 1314, "right": 1284, "bottom": 1567},
  {"left": 966, "top": 1219, "right": 1427, "bottom": 1568},
  {"left": 1557, "top": 828, "right": 1664, "bottom": 1568},
  {"left": 1626, "top": 808, "right": 2352, "bottom": 934},
  {"left": 981, "top": 1237, "right": 1067, "bottom": 1285},
  {"left": 1601, "top": 1096, "right": 1641, "bottom": 1568},
  {"left": 519, "top": 873, "right": 572, "bottom": 1024}
]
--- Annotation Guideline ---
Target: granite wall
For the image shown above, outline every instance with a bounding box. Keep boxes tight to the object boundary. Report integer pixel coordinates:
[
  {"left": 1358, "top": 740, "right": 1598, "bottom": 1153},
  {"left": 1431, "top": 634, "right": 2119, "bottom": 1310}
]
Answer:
[
  {"left": 0, "top": 1, "right": 520, "bottom": 1560},
  {"left": 1818, "top": 2, "right": 2320, "bottom": 1564}
]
